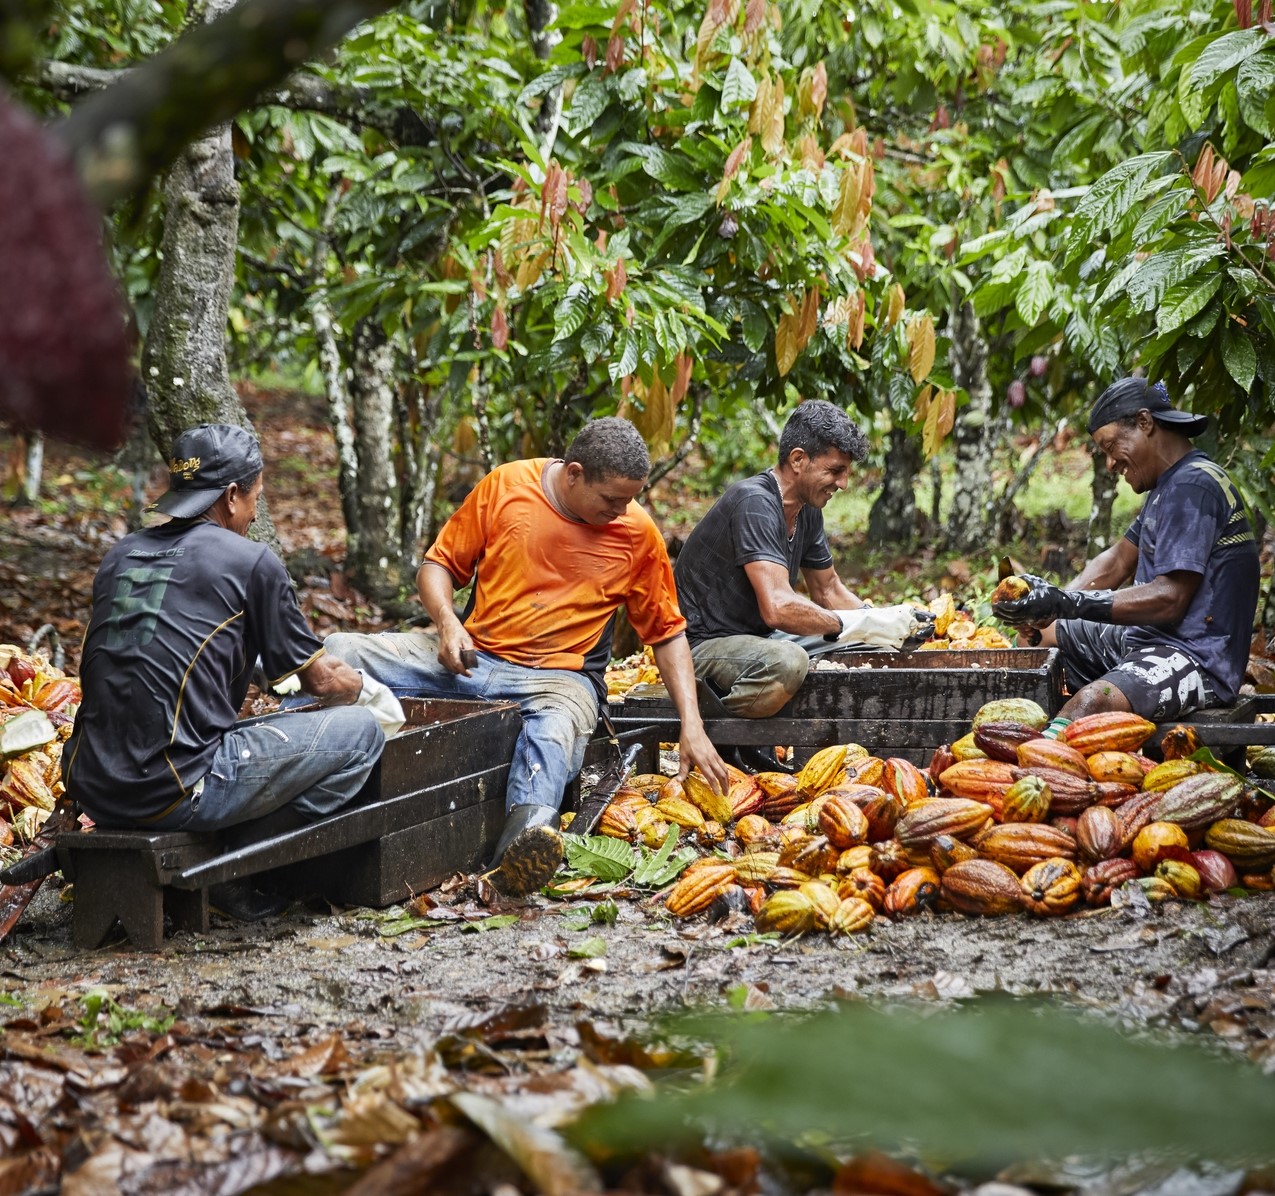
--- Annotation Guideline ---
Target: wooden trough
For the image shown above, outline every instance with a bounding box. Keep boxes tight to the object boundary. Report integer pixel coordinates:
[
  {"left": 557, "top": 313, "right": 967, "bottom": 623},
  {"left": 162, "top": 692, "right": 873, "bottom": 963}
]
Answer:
[{"left": 54, "top": 697, "right": 658, "bottom": 950}]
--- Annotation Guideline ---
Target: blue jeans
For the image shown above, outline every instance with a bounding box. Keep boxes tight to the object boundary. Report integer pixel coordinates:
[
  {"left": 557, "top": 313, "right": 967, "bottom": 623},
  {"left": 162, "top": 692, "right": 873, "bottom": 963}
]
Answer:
[
  {"left": 323, "top": 631, "right": 598, "bottom": 813},
  {"left": 151, "top": 706, "right": 383, "bottom": 832}
]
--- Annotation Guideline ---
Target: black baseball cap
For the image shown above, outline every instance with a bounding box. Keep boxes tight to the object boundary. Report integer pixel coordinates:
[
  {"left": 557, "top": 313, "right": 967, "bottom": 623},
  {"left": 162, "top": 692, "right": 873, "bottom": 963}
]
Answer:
[
  {"left": 149, "top": 423, "right": 264, "bottom": 519},
  {"left": 1087, "top": 377, "right": 1208, "bottom": 438}
]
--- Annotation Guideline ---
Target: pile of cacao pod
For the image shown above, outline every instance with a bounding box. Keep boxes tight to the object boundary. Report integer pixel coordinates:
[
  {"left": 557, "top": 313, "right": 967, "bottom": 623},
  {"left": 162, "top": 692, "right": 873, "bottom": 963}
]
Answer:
[
  {"left": 593, "top": 696, "right": 1275, "bottom": 937},
  {"left": 0, "top": 645, "right": 80, "bottom": 853}
]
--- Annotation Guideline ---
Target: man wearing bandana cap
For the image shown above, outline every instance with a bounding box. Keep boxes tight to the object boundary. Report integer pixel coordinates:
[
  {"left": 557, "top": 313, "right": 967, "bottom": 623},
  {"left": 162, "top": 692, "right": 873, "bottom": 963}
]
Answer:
[{"left": 993, "top": 377, "right": 1259, "bottom": 737}]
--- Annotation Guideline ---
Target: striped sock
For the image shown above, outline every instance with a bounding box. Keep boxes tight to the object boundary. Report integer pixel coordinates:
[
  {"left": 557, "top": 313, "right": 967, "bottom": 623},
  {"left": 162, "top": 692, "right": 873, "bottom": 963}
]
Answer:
[{"left": 1041, "top": 716, "right": 1071, "bottom": 741}]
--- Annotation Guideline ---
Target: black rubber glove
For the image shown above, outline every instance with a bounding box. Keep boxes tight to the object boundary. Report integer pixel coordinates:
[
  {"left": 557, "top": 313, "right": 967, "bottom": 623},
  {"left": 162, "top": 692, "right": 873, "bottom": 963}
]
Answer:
[{"left": 991, "top": 573, "right": 1115, "bottom": 627}]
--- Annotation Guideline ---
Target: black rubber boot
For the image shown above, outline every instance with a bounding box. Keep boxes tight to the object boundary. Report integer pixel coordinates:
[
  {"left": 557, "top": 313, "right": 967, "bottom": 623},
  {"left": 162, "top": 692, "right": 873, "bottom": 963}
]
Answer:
[
  {"left": 220, "top": 804, "right": 314, "bottom": 851},
  {"left": 729, "top": 744, "right": 795, "bottom": 774},
  {"left": 208, "top": 879, "right": 291, "bottom": 922},
  {"left": 486, "top": 804, "right": 563, "bottom": 898}
]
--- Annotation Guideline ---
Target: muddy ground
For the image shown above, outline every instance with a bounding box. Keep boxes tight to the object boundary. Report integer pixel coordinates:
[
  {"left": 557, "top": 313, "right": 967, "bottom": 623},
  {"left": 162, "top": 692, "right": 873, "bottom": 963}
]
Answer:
[{"left": 6, "top": 876, "right": 1274, "bottom": 1070}]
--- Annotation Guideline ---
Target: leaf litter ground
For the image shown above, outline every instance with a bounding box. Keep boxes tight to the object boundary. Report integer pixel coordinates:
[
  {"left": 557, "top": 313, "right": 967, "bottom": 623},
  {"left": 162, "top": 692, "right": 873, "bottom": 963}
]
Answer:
[{"left": 3, "top": 391, "right": 1275, "bottom": 1193}]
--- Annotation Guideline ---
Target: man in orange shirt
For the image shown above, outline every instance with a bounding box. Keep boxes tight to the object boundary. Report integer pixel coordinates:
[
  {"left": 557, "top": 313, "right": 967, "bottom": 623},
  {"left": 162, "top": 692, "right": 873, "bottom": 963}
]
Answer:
[{"left": 324, "top": 418, "right": 728, "bottom": 896}]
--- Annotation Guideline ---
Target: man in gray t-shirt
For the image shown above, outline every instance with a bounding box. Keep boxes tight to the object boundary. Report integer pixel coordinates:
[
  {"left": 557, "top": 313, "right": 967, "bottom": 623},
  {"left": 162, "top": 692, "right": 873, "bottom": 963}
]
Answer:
[
  {"left": 673, "top": 401, "right": 931, "bottom": 728},
  {"left": 993, "top": 377, "right": 1259, "bottom": 729}
]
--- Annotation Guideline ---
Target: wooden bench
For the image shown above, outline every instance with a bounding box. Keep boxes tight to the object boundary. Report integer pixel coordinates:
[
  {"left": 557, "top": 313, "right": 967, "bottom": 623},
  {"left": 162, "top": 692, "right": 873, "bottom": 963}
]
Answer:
[{"left": 54, "top": 699, "right": 659, "bottom": 950}]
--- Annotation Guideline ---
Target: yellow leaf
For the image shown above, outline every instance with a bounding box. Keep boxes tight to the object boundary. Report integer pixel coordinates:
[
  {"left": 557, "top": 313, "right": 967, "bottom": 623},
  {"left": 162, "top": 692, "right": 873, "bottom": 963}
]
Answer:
[
  {"left": 847, "top": 290, "right": 865, "bottom": 351},
  {"left": 906, "top": 312, "right": 935, "bottom": 383},
  {"left": 748, "top": 77, "right": 771, "bottom": 135},
  {"left": 669, "top": 353, "right": 694, "bottom": 405},
  {"left": 922, "top": 388, "right": 956, "bottom": 459},
  {"left": 857, "top": 157, "right": 876, "bottom": 221},
  {"left": 914, "top": 383, "right": 933, "bottom": 423},
  {"left": 797, "top": 286, "right": 820, "bottom": 348},
  {"left": 885, "top": 283, "right": 906, "bottom": 329},
  {"left": 822, "top": 295, "right": 851, "bottom": 327},
  {"left": 762, "top": 75, "right": 785, "bottom": 155},
  {"left": 832, "top": 162, "right": 863, "bottom": 237},
  {"left": 935, "top": 388, "right": 956, "bottom": 438},
  {"left": 775, "top": 302, "right": 799, "bottom": 376}
]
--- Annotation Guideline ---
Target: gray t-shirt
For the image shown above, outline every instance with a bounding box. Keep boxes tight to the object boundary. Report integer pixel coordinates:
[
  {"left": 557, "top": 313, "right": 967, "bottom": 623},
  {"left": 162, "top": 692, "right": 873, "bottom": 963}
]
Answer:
[
  {"left": 674, "top": 470, "right": 833, "bottom": 644},
  {"left": 1124, "top": 449, "right": 1259, "bottom": 702}
]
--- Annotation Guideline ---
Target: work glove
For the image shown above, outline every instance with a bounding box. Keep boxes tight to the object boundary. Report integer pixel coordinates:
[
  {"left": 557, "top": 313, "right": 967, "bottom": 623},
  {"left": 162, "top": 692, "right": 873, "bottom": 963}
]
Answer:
[
  {"left": 355, "top": 673, "right": 407, "bottom": 739},
  {"left": 271, "top": 673, "right": 302, "bottom": 696},
  {"left": 828, "top": 605, "right": 936, "bottom": 651},
  {"left": 991, "top": 573, "right": 1115, "bottom": 628}
]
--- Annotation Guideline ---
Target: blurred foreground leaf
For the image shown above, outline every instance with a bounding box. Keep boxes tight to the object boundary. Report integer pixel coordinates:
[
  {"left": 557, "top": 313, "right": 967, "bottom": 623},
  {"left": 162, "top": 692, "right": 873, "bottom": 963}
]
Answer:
[{"left": 570, "top": 1000, "right": 1275, "bottom": 1166}]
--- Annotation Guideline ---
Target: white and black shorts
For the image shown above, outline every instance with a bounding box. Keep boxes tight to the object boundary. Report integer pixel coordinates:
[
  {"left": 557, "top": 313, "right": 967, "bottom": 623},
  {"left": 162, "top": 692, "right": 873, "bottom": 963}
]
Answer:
[{"left": 1054, "top": 620, "right": 1217, "bottom": 722}]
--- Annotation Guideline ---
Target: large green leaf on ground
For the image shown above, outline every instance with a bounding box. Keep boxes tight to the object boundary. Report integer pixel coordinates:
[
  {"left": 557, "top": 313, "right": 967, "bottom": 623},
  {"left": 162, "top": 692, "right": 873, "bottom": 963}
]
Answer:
[{"left": 571, "top": 999, "right": 1275, "bottom": 1165}]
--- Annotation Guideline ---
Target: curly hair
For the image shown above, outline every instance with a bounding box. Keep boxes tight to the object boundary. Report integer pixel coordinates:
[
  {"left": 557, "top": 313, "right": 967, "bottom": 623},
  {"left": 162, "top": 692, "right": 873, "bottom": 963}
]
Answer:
[
  {"left": 564, "top": 417, "right": 651, "bottom": 483},
  {"left": 777, "top": 400, "right": 867, "bottom": 469}
]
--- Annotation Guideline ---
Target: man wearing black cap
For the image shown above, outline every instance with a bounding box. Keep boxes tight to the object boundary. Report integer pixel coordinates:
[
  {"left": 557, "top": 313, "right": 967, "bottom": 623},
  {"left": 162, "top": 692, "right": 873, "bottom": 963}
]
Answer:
[
  {"left": 63, "top": 424, "right": 389, "bottom": 919},
  {"left": 993, "top": 377, "right": 1259, "bottom": 735}
]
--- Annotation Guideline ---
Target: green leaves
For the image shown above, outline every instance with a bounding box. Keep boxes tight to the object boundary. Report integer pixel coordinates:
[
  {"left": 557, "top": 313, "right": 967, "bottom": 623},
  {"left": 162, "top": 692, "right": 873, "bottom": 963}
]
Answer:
[
  {"left": 1156, "top": 273, "right": 1221, "bottom": 335},
  {"left": 1014, "top": 259, "right": 1054, "bottom": 327},
  {"left": 1065, "top": 152, "right": 1174, "bottom": 262},
  {"left": 1178, "top": 29, "right": 1269, "bottom": 127},
  {"left": 561, "top": 834, "right": 637, "bottom": 882},
  {"left": 1222, "top": 324, "right": 1257, "bottom": 393}
]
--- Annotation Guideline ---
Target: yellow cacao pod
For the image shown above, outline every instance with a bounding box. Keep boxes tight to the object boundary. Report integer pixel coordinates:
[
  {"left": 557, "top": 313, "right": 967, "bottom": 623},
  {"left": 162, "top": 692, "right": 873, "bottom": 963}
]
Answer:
[
  {"left": 682, "top": 773, "right": 733, "bottom": 825},
  {"left": 1142, "top": 758, "right": 1206, "bottom": 793},
  {"left": 1086, "top": 751, "right": 1147, "bottom": 786},
  {"left": 795, "top": 745, "right": 849, "bottom": 796},
  {"left": 950, "top": 732, "right": 989, "bottom": 762},
  {"left": 1020, "top": 857, "right": 1083, "bottom": 916},
  {"left": 836, "top": 867, "right": 886, "bottom": 910},
  {"left": 654, "top": 794, "right": 705, "bottom": 829},
  {"left": 799, "top": 880, "right": 841, "bottom": 930},
  {"left": 755, "top": 889, "right": 816, "bottom": 935},
  {"left": 828, "top": 896, "right": 875, "bottom": 935}
]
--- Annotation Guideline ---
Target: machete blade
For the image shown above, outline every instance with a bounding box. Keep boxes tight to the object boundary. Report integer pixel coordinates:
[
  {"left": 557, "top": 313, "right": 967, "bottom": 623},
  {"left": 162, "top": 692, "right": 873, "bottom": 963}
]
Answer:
[{"left": 572, "top": 742, "right": 643, "bottom": 835}]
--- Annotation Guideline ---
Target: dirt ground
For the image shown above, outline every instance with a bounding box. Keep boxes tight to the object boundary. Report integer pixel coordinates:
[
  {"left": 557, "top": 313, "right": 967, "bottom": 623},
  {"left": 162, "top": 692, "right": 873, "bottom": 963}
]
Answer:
[{"left": 6, "top": 875, "right": 1274, "bottom": 1071}]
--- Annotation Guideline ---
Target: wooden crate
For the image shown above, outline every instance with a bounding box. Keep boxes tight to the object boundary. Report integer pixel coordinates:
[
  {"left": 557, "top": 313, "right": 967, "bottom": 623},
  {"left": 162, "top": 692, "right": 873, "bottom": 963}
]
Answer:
[{"left": 613, "top": 648, "right": 1065, "bottom": 765}]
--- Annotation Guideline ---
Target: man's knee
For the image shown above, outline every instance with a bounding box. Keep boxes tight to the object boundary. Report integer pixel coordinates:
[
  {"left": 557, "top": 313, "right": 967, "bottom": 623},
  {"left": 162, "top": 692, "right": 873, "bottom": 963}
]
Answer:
[
  {"left": 1061, "top": 679, "right": 1133, "bottom": 720},
  {"left": 732, "top": 643, "right": 808, "bottom": 717}
]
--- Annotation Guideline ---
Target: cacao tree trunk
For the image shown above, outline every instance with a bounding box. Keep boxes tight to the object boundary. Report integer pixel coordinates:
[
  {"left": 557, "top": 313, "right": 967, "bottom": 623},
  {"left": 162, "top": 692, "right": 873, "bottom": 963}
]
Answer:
[
  {"left": 867, "top": 427, "right": 921, "bottom": 548},
  {"left": 1085, "top": 439, "right": 1118, "bottom": 558},
  {"left": 139, "top": 0, "right": 280, "bottom": 552},
  {"left": 944, "top": 302, "right": 997, "bottom": 553}
]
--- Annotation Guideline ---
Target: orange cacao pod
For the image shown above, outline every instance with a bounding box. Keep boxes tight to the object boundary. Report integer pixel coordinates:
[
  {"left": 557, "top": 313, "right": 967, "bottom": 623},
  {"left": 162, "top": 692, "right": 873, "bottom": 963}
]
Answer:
[
  {"left": 696, "top": 820, "right": 727, "bottom": 847},
  {"left": 1016, "top": 738, "right": 1089, "bottom": 778},
  {"left": 1062, "top": 711, "right": 1156, "bottom": 755},
  {"left": 598, "top": 801, "right": 638, "bottom": 841},
  {"left": 941, "top": 858, "right": 1023, "bottom": 915},
  {"left": 937, "top": 760, "right": 1018, "bottom": 802},
  {"left": 665, "top": 861, "right": 736, "bottom": 916},
  {"left": 883, "top": 866, "right": 941, "bottom": 916},
  {"left": 881, "top": 757, "right": 929, "bottom": 805},
  {"left": 32, "top": 677, "right": 79, "bottom": 712},
  {"left": 844, "top": 755, "right": 886, "bottom": 788},
  {"left": 828, "top": 896, "right": 875, "bottom": 935},
  {"left": 734, "top": 813, "right": 774, "bottom": 846},
  {"left": 929, "top": 833, "right": 979, "bottom": 873},
  {"left": 1020, "top": 857, "right": 1082, "bottom": 915},
  {"left": 1159, "top": 723, "right": 1202, "bottom": 761},
  {"left": 836, "top": 844, "right": 874, "bottom": 874},
  {"left": 896, "top": 798, "right": 994, "bottom": 847},
  {"left": 729, "top": 776, "right": 766, "bottom": 820},
  {"left": 869, "top": 838, "right": 910, "bottom": 881},
  {"left": 1131, "top": 821, "right": 1189, "bottom": 873},
  {"left": 818, "top": 794, "right": 870, "bottom": 850},
  {"left": 973, "top": 822, "right": 1077, "bottom": 874},
  {"left": 837, "top": 867, "right": 886, "bottom": 910},
  {"left": 1086, "top": 751, "right": 1147, "bottom": 786}
]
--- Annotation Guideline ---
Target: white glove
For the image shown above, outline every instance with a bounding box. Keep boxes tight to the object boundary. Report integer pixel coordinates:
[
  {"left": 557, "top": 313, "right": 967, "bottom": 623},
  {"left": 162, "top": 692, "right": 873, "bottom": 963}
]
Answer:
[
  {"left": 832, "top": 605, "right": 926, "bottom": 650},
  {"left": 271, "top": 673, "right": 302, "bottom": 696},
  {"left": 356, "top": 673, "right": 406, "bottom": 739}
]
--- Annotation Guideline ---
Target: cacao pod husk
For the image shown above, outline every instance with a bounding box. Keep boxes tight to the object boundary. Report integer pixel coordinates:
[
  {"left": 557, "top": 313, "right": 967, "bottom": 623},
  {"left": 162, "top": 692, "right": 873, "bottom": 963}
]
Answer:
[
  {"left": 929, "top": 743, "right": 957, "bottom": 786},
  {"left": 799, "top": 879, "right": 842, "bottom": 930},
  {"left": 734, "top": 850, "right": 780, "bottom": 884},
  {"left": 1019, "top": 765, "right": 1097, "bottom": 815},
  {"left": 836, "top": 844, "right": 874, "bottom": 874},
  {"left": 655, "top": 794, "right": 705, "bottom": 829},
  {"left": 597, "top": 801, "right": 638, "bottom": 840},
  {"left": 869, "top": 838, "right": 910, "bottom": 881},
  {"left": 729, "top": 776, "right": 766, "bottom": 820},
  {"left": 734, "top": 813, "right": 774, "bottom": 846},
  {"left": 1115, "top": 789, "right": 1162, "bottom": 848},
  {"left": 1133, "top": 875, "right": 1177, "bottom": 903},
  {"left": 696, "top": 820, "right": 726, "bottom": 847},
  {"left": 795, "top": 745, "right": 850, "bottom": 797},
  {"left": 844, "top": 755, "right": 886, "bottom": 788}
]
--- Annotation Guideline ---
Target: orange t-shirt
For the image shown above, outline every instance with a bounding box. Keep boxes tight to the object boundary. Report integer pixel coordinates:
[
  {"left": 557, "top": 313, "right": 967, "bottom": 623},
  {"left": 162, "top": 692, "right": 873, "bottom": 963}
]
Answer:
[{"left": 424, "top": 459, "right": 686, "bottom": 675}]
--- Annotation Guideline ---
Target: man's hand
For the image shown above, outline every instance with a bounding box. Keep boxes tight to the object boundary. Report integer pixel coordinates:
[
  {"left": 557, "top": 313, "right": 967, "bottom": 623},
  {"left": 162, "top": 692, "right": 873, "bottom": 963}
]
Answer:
[
  {"left": 436, "top": 621, "right": 477, "bottom": 675},
  {"left": 991, "top": 574, "right": 1115, "bottom": 628},
  {"left": 829, "top": 604, "right": 935, "bottom": 650},
  {"left": 676, "top": 723, "right": 731, "bottom": 795}
]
